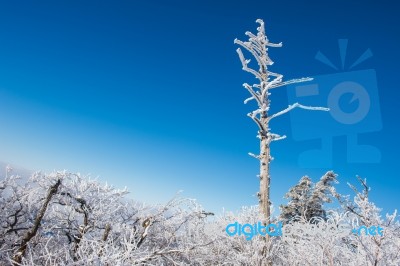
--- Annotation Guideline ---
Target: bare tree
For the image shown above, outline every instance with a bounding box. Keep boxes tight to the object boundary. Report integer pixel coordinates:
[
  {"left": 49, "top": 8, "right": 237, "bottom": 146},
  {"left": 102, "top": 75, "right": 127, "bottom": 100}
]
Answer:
[
  {"left": 234, "top": 19, "right": 329, "bottom": 224},
  {"left": 12, "top": 178, "right": 61, "bottom": 265}
]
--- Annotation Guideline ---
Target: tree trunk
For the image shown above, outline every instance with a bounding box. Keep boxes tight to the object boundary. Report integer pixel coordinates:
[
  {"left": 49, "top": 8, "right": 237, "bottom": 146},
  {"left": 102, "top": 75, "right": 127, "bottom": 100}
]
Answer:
[
  {"left": 259, "top": 118, "right": 272, "bottom": 266},
  {"left": 12, "top": 179, "right": 61, "bottom": 265},
  {"left": 259, "top": 135, "right": 271, "bottom": 224},
  {"left": 259, "top": 116, "right": 271, "bottom": 225}
]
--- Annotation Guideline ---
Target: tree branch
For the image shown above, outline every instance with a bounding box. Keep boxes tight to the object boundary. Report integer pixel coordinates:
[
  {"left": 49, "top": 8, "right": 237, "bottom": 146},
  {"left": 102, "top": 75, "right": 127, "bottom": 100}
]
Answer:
[
  {"left": 269, "top": 133, "right": 287, "bottom": 142},
  {"left": 268, "top": 102, "right": 329, "bottom": 122},
  {"left": 243, "top": 83, "right": 261, "bottom": 106},
  {"left": 235, "top": 47, "right": 262, "bottom": 80},
  {"left": 12, "top": 179, "right": 62, "bottom": 265},
  {"left": 234, "top": 39, "right": 265, "bottom": 71},
  {"left": 269, "top": 77, "right": 314, "bottom": 89},
  {"left": 248, "top": 152, "right": 260, "bottom": 159},
  {"left": 247, "top": 113, "right": 265, "bottom": 132}
]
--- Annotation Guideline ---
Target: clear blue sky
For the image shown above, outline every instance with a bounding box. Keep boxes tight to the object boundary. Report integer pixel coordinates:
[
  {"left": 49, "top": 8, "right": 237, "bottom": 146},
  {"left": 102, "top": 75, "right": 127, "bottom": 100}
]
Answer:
[{"left": 0, "top": 0, "right": 398, "bottom": 214}]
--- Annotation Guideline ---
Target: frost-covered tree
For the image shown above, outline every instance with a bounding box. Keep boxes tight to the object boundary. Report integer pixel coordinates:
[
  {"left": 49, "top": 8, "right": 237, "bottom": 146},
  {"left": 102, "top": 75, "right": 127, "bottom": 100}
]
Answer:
[
  {"left": 0, "top": 171, "right": 217, "bottom": 265},
  {"left": 308, "top": 171, "right": 338, "bottom": 220},
  {"left": 280, "top": 171, "right": 338, "bottom": 223},
  {"left": 279, "top": 177, "right": 400, "bottom": 266},
  {"left": 336, "top": 176, "right": 400, "bottom": 266},
  {"left": 279, "top": 175, "right": 312, "bottom": 223},
  {"left": 234, "top": 19, "right": 329, "bottom": 224}
]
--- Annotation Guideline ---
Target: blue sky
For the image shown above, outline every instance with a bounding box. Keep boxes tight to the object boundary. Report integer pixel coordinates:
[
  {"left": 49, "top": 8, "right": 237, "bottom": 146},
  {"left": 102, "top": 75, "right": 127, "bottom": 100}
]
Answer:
[{"left": 0, "top": 0, "right": 398, "bottom": 214}]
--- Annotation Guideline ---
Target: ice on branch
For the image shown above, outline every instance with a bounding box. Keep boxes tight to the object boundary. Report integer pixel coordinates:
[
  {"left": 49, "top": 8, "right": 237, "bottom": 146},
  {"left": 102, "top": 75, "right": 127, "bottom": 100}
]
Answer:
[
  {"left": 268, "top": 103, "right": 329, "bottom": 122},
  {"left": 248, "top": 152, "right": 260, "bottom": 160}
]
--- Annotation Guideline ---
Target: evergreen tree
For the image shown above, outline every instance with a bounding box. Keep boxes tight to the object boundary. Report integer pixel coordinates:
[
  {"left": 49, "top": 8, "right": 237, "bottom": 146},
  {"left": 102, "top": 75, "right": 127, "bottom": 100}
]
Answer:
[
  {"left": 308, "top": 171, "right": 338, "bottom": 220},
  {"left": 280, "top": 171, "right": 338, "bottom": 223},
  {"left": 280, "top": 176, "right": 312, "bottom": 223}
]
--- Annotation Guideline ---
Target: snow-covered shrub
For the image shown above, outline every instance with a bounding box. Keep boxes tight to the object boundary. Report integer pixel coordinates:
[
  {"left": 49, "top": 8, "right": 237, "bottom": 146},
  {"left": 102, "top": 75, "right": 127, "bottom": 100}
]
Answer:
[
  {"left": 1, "top": 171, "right": 399, "bottom": 265},
  {"left": 0, "top": 171, "right": 216, "bottom": 265}
]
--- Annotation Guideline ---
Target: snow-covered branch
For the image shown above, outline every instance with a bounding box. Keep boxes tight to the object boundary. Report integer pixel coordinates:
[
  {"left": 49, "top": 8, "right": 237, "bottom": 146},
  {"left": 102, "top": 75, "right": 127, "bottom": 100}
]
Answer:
[
  {"left": 243, "top": 83, "right": 261, "bottom": 106},
  {"left": 268, "top": 133, "right": 287, "bottom": 142},
  {"left": 235, "top": 48, "right": 262, "bottom": 81},
  {"left": 247, "top": 113, "right": 265, "bottom": 132},
  {"left": 234, "top": 40, "right": 265, "bottom": 72},
  {"left": 248, "top": 152, "right": 260, "bottom": 160},
  {"left": 254, "top": 19, "right": 282, "bottom": 48},
  {"left": 269, "top": 77, "right": 313, "bottom": 89},
  {"left": 268, "top": 102, "right": 329, "bottom": 122}
]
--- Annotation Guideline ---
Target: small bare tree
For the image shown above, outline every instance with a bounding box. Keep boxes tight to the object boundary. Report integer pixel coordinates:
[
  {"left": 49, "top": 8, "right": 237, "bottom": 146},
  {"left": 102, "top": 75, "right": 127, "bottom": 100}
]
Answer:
[{"left": 234, "top": 19, "right": 329, "bottom": 224}]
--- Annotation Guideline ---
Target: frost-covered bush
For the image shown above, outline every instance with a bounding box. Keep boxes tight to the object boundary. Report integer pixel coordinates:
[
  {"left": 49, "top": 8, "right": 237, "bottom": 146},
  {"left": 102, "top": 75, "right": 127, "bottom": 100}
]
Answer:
[
  {"left": 0, "top": 171, "right": 217, "bottom": 265},
  {"left": 1, "top": 171, "right": 399, "bottom": 265}
]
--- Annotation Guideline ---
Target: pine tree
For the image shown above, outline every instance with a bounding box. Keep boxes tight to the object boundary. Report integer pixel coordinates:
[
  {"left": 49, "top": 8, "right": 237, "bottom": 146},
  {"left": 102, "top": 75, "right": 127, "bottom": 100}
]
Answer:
[
  {"left": 280, "top": 171, "right": 338, "bottom": 223},
  {"left": 280, "top": 176, "right": 312, "bottom": 223},
  {"left": 308, "top": 171, "right": 338, "bottom": 220}
]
